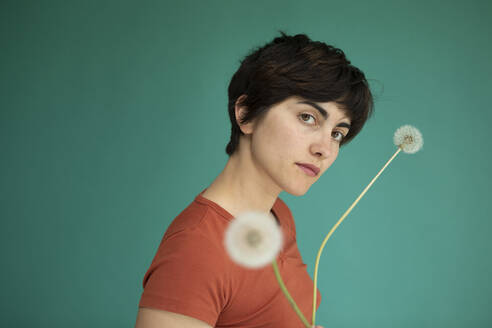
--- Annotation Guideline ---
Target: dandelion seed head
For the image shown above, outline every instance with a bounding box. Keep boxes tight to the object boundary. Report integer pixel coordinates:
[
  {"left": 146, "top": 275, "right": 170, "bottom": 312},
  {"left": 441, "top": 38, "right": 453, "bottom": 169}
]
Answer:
[
  {"left": 224, "top": 211, "right": 283, "bottom": 269},
  {"left": 393, "top": 125, "right": 423, "bottom": 154}
]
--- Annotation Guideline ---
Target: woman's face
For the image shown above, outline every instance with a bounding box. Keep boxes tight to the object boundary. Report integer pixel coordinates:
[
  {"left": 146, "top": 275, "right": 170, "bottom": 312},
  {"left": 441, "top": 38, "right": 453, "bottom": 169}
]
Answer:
[{"left": 248, "top": 96, "right": 351, "bottom": 196}]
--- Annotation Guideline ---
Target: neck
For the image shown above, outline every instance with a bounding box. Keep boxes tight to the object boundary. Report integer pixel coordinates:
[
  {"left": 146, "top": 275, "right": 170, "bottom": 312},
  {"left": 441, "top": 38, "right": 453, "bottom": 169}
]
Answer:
[{"left": 201, "top": 138, "right": 280, "bottom": 217}]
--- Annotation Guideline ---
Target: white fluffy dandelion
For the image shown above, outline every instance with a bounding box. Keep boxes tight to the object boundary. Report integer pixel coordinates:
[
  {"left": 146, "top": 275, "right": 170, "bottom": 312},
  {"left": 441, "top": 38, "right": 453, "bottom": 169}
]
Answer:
[
  {"left": 225, "top": 212, "right": 310, "bottom": 326},
  {"left": 393, "top": 124, "right": 424, "bottom": 154},
  {"left": 224, "top": 211, "right": 283, "bottom": 269}
]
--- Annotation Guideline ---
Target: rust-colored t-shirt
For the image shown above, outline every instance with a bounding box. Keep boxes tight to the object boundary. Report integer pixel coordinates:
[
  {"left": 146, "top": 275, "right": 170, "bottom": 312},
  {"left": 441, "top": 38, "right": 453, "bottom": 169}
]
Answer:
[{"left": 138, "top": 188, "right": 321, "bottom": 327}]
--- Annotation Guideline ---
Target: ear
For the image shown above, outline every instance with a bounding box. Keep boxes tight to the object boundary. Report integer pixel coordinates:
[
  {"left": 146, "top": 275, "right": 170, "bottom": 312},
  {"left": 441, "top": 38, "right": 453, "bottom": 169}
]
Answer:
[{"left": 234, "top": 94, "right": 255, "bottom": 134}]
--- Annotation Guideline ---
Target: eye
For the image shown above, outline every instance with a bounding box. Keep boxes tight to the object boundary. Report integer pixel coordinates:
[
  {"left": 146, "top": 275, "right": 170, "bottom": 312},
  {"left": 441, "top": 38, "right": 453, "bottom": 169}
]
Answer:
[
  {"left": 332, "top": 131, "right": 346, "bottom": 142},
  {"left": 298, "top": 113, "right": 316, "bottom": 125}
]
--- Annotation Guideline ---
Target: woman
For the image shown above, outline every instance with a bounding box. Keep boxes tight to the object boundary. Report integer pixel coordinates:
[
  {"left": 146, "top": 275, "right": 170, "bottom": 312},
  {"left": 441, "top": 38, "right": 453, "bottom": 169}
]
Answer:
[{"left": 135, "top": 32, "right": 373, "bottom": 328}]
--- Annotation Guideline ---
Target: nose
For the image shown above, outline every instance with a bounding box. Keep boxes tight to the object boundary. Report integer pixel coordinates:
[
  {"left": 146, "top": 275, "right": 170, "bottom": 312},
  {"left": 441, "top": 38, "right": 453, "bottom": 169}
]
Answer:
[{"left": 310, "top": 133, "right": 335, "bottom": 159}]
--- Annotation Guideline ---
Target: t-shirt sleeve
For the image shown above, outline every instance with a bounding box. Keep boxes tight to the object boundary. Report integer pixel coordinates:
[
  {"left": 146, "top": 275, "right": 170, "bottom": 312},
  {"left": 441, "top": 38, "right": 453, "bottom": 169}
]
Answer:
[{"left": 138, "top": 228, "right": 230, "bottom": 327}]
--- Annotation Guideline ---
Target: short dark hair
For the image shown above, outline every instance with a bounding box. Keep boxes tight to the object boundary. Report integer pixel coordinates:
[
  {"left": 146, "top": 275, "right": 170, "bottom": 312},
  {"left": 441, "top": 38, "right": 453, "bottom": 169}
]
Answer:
[{"left": 225, "top": 32, "right": 374, "bottom": 156}]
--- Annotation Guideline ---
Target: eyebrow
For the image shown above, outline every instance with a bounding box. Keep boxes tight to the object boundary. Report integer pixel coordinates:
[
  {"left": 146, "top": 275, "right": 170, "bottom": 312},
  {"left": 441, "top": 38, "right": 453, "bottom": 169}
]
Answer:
[{"left": 297, "top": 100, "right": 351, "bottom": 129}]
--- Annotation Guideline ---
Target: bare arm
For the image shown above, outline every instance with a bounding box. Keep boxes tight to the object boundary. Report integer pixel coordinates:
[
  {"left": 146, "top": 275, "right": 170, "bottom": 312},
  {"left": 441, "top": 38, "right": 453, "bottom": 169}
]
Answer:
[
  {"left": 135, "top": 307, "right": 213, "bottom": 328},
  {"left": 135, "top": 307, "right": 327, "bottom": 328}
]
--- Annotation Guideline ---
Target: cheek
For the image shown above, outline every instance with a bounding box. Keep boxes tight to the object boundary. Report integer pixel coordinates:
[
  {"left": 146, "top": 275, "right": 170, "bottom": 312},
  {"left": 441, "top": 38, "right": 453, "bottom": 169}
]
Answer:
[
  {"left": 252, "top": 119, "right": 305, "bottom": 166},
  {"left": 271, "top": 121, "right": 307, "bottom": 162}
]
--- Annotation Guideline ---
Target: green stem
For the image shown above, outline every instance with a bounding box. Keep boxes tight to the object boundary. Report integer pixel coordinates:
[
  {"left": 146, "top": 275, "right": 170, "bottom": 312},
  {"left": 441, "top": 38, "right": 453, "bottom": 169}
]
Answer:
[
  {"left": 272, "top": 258, "right": 311, "bottom": 328},
  {"left": 311, "top": 146, "right": 403, "bottom": 325}
]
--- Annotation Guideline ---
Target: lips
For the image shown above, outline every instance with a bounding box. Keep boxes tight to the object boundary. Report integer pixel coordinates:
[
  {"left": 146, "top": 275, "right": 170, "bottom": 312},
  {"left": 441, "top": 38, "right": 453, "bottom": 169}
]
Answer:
[{"left": 296, "top": 163, "right": 320, "bottom": 176}]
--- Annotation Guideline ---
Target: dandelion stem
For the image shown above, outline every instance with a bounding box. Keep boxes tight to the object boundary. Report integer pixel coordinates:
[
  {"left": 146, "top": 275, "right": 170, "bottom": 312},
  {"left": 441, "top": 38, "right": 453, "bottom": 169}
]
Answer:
[
  {"left": 311, "top": 146, "right": 402, "bottom": 326},
  {"left": 272, "top": 258, "right": 311, "bottom": 328}
]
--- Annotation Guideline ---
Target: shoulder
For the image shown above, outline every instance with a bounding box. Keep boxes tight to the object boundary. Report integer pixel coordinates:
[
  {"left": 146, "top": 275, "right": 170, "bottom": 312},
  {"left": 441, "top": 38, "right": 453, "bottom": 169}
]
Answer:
[
  {"left": 154, "top": 195, "right": 236, "bottom": 267},
  {"left": 142, "top": 202, "right": 233, "bottom": 292},
  {"left": 139, "top": 195, "right": 234, "bottom": 327},
  {"left": 163, "top": 198, "right": 229, "bottom": 243},
  {"left": 163, "top": 199, "right": 209, "bottom": 237},
  {"left": 275, "top": 196, "right": 297, "bottom": 238}
]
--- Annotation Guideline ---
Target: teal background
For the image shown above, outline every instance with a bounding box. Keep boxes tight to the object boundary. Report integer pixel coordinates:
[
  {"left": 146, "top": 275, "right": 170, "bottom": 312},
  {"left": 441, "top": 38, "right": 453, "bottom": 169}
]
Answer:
[{"left": 1, "top": 0, "right": 491, "bottom": 327}]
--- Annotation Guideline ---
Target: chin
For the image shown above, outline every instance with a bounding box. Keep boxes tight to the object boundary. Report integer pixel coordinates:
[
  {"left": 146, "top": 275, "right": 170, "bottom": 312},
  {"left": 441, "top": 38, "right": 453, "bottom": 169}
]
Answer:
[{"left": 283, "top": 184, "right": 311, "bottom": 197}]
